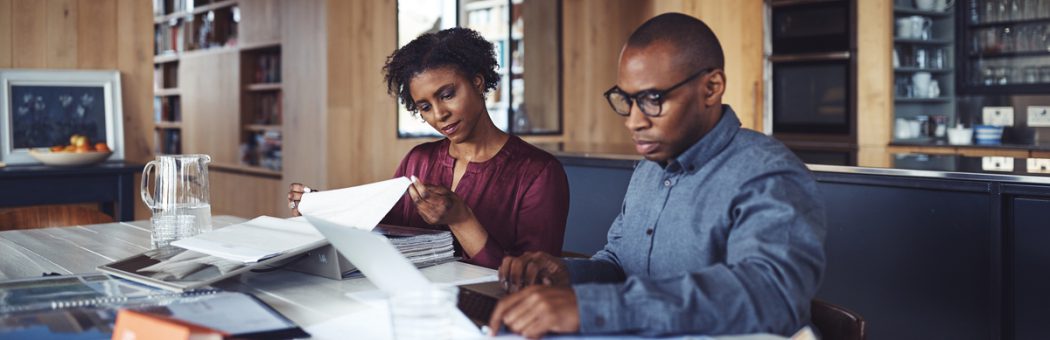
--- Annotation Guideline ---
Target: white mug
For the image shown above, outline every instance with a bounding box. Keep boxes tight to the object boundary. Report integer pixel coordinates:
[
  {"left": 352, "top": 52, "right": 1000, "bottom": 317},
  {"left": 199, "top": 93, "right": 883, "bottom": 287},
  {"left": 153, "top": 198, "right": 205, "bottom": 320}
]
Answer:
[
  {"left": 896, "top": 118, "right": 914, "bottom": 139},
  {"left": 928, "top": 80, "right": 941, "bottom": 98},
  {"left": 908, "top": 16, "right": 932, "bottom": 39},
  {"left": 915, "top": 0, "right": 935, "bottom": 11},
  {"left": 896, "top": 18, "right": 914, "bottom": 38},
  {"left": 912, "top": 72, "right": 932, "bottom": 98},
  {"left": 933, "top": 0, "right": 954, "bottom": 12}
]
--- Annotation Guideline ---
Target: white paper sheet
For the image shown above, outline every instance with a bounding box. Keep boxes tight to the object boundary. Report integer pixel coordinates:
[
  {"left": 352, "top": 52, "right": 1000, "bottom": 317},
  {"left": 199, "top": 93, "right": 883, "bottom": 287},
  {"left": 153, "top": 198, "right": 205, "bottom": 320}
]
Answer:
[
  {"left": 297, "top": 177, "right": 413, "bottom": 231},
  {"left": 303, "top": 215, "right": 431, "bottom": 293},
  {"left": 171, "top": 216, "right": 324, "bottom": 263}
]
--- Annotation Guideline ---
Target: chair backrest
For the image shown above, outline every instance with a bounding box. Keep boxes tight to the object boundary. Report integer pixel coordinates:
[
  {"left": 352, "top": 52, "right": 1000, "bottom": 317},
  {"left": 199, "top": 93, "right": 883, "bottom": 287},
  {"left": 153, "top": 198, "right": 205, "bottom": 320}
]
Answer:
[
  {"left": 811, "top": 299, "right": 866, "bottom": 340},
  {"left": 0, "top": 205, "right": 114, "bottom": 231}
]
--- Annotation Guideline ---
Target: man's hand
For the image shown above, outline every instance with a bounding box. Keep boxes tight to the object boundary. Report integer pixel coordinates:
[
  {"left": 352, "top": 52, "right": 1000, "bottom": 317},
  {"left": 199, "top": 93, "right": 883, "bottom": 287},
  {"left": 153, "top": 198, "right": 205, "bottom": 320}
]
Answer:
[
  {"left": 499, "top": 251, "right": 570, "bottom": 293},
  {"left": 488, "top": 285, "right": 580, "bottom": 339}
]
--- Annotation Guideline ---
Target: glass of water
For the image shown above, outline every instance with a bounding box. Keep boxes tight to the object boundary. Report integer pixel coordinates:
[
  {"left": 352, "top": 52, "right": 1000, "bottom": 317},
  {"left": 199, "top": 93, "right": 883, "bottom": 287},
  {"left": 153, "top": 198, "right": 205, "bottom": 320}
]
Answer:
[{"left": 388, "top": 286, "right": 459, "bottom": 340}]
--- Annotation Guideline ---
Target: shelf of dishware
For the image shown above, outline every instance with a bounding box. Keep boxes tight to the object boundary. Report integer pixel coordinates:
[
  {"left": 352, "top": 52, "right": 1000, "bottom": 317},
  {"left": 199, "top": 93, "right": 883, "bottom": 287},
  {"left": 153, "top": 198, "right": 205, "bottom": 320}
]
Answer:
[
  {"left": 894, "top": 38, "right": 954, "bottom": 45},
  {"left": 893, "top": 6, "right": 955, "bottom": 17},
  {"left": 895, "top": 67, "right": 954, "bottom": 73},
  {"left": 895, "top": 96, "right": 955, "bottom": 103}
]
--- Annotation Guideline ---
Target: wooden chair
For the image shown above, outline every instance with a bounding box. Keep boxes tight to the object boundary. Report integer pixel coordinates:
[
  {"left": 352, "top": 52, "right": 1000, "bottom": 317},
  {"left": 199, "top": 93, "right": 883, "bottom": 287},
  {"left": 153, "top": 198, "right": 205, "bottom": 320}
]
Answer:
[
  {"left": 811, "top": 299, "right": 866, "bottom": 340},
  {"left": 0, "top": 205, "right": 114, "bottom": 231}
]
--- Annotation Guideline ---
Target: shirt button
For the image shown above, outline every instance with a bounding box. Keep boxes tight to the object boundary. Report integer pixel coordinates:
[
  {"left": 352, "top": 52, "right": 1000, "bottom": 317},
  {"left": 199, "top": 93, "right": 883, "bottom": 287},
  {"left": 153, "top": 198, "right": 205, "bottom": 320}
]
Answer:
[
  {"left": 663, "top": 179, "right": 672, "bottom": 187},
  {"left": 595, "top": 316, "right": 605, "bottom": 327},
  {"left": 646, "top": 228, "right": 654, "bottom": 236}
]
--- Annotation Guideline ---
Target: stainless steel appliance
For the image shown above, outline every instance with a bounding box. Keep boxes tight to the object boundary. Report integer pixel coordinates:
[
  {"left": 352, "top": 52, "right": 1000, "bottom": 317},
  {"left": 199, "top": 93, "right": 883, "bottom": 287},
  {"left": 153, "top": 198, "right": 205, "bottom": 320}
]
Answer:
[{"left": 767, "top": 0, "right": 857, "bottom": 165}]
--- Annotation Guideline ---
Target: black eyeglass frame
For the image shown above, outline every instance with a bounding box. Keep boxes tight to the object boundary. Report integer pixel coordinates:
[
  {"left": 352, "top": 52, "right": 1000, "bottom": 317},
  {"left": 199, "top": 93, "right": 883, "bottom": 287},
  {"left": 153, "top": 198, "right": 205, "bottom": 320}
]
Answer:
[{"left": 603, "top": 67, "right": 716, "bottom": 117}]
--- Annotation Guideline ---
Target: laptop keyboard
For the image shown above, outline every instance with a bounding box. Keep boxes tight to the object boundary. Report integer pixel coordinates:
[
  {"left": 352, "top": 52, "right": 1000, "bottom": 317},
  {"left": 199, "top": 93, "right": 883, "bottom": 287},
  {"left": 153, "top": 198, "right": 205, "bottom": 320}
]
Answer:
[{"left": 457, "top": 284, "right": 501, "bottom": 325}]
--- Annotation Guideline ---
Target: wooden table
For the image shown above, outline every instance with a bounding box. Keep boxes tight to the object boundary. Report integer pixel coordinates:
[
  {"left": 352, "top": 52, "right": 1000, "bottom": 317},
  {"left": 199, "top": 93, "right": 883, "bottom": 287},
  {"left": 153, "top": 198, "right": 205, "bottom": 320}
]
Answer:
[
  {"left": 0, "top": 215, "right": 496, "bottom": 329},
  {"left": 0, "top": 162, "right": 141, "bottom": 221},
  {"left": 0, "top": 216, "right": 785, "bottom": 339}
]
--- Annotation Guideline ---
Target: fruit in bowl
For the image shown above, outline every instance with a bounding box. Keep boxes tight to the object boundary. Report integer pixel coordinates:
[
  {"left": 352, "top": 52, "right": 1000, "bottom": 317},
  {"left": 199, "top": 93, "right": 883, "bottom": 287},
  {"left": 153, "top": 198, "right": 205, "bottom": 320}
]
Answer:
[{"left": 30, "top": 134, "right": 113, "bottom": 166}]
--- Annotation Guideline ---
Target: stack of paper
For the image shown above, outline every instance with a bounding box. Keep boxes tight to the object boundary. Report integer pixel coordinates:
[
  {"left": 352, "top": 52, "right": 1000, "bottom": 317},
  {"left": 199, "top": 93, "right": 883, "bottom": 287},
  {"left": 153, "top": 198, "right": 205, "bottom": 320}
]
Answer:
[{"left": 343, "top": 224, "right": 457, "bottom": 278}]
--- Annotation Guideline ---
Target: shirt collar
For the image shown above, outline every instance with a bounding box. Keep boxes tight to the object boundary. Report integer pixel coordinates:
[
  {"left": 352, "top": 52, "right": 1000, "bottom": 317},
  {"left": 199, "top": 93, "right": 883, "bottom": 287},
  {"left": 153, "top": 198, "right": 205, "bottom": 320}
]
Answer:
[{"left": 666, "top": 105, "right": 740, "bottom": 173}]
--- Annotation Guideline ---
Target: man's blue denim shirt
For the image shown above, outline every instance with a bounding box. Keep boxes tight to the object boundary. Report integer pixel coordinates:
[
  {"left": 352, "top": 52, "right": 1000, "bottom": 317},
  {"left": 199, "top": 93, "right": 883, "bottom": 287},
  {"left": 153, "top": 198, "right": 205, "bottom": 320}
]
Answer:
[{"left": 565, "top": 105, "right": 827, "bottom": 336}]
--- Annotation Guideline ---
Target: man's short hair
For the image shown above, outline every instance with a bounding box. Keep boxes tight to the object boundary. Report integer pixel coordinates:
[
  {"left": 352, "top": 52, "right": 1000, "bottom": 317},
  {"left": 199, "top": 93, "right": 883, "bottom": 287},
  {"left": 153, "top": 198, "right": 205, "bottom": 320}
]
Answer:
[{"left": 626, "top": 13, "right": 725, "bottom": 72}]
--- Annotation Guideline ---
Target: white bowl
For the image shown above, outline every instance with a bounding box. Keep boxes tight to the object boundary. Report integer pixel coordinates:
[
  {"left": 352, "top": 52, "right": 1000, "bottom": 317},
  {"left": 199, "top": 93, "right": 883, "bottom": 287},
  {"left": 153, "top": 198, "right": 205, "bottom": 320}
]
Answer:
[
  {"left": 946, "top": 128, "right": 973, "bottom": 145},
  {"left": 29, "top": 149, "right": 113, "bottom": 166}
]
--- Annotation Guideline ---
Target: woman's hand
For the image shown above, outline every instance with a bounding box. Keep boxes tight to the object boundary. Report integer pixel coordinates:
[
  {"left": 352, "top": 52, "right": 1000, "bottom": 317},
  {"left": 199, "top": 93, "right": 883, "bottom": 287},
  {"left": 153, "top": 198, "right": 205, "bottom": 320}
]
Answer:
[
  {"left": 287, "top": 183, "right": 316, "bottom": 216},
  {"left": 407, "top": 179, "right": 471, "bottom": 226},
  {"left": 408, "top": 178, "right": 489, "bottom": 258}
]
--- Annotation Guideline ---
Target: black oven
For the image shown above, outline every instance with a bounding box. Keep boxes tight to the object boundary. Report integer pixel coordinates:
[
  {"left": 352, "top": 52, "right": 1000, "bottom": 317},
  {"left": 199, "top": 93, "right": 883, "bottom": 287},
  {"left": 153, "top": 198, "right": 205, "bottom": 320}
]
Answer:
[{"left": 768, "top": 0, "right": 856, "bottom": 164}]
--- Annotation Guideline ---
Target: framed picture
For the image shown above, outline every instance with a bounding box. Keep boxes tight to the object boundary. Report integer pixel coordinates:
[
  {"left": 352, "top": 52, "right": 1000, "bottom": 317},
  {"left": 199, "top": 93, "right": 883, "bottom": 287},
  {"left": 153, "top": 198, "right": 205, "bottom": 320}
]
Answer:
[{"left": 0, "top": 69, "right": 124, "bottom": 164}]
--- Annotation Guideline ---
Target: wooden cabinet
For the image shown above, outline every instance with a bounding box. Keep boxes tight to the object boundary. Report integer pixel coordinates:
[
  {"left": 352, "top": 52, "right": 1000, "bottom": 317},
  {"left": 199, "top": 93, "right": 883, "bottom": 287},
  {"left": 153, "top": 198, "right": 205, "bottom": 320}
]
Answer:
[{"left": 1011, "top": 197, "right": 1050, "bottom": 340}]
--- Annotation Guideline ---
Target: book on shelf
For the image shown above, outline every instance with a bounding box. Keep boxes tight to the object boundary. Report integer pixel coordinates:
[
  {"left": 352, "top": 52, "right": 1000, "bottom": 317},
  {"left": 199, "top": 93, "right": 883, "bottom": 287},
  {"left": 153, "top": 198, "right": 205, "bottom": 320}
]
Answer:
[
  {"left": 0, "top": 273, "right": 308, "bottom": 339},
  {"left": 254, "top": 52, "right": 282, "bottom": 84},
  {"left": 252, "top": 92, "right": 282, "bottom": 125}
]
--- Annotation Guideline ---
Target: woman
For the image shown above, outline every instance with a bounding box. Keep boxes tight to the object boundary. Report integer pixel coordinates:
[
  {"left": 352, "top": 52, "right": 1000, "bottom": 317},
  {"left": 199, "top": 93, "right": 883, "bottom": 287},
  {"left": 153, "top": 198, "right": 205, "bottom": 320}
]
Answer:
[{"left": 289, "top": 27, "right": 569, "bottom": 269}]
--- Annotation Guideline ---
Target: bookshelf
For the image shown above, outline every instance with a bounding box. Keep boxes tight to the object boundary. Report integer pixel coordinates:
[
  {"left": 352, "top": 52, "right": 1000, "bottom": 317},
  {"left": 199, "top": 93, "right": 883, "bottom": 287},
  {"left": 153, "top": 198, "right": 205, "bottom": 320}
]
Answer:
[
  {"left": 240, "top": 44, "right": 283, "bottom": 173},
  {"left": 152, "top": 0, "right": 286, "bottom": 218}
]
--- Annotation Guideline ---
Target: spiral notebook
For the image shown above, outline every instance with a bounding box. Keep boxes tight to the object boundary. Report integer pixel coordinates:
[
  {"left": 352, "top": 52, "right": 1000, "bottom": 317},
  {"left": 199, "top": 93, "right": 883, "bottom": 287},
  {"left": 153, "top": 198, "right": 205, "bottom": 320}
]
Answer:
[{"left": 0, "top": 274, "right": 308, "bottom": 339}]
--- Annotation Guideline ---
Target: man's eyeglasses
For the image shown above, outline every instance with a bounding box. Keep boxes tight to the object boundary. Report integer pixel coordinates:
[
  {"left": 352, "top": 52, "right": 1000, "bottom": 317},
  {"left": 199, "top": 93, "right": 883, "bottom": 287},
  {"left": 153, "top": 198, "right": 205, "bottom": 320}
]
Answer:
[{"left": 603, "top": 68, "right": 715, "bottom": 117}]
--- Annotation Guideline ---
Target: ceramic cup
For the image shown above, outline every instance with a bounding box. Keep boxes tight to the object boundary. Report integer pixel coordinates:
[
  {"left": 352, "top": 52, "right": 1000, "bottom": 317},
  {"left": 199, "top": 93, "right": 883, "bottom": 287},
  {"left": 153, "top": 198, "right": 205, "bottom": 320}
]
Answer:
[
  {"left": 912, "top": 72, "right": 932, "bottom": 98},
  {"left": 896, "top": 18, "right": 914, "bottom": 38},
  {"left": 915, "top": 0, "right": 935, "bottom": 10}
]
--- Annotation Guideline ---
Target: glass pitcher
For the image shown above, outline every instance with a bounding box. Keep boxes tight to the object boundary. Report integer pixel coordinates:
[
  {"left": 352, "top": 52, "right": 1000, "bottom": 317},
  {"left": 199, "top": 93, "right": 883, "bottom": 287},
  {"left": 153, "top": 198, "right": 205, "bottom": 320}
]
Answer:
[{"left": 140, "top": 154, "right": 212, "bottom": 247}]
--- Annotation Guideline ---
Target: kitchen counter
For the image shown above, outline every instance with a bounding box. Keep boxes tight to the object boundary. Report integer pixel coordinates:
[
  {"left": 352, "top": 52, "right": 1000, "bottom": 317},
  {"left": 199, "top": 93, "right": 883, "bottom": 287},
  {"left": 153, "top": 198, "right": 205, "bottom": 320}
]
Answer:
[
  {"left": 890, "top": 140, "right": 1050, "bottom": 152},
  {"left": 537, "top": 142, "right": 1050, "bottom": 185}
]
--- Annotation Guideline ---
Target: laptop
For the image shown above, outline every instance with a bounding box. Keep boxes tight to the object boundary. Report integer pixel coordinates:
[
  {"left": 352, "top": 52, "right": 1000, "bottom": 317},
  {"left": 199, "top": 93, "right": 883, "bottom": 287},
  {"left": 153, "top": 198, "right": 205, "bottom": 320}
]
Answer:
[
  {"left": 456, "top": 281, "right": 506, "bottom": 326},
  {"left": 301, "top": 214, "right": 507, "bottom": 327}
]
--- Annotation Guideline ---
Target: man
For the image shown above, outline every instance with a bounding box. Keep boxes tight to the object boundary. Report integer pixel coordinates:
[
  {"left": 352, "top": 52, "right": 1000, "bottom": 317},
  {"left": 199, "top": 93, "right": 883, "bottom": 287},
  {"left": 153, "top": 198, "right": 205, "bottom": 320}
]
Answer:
[{"left": 488, "top": 13, "right": 826, "bottom": 338}]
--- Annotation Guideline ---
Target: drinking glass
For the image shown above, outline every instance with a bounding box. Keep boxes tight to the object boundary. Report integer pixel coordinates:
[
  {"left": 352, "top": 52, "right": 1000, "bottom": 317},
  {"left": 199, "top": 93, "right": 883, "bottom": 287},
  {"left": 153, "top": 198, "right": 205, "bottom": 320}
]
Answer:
[{"left": 389, "top": 286, "right": 459, "bottom": 340}]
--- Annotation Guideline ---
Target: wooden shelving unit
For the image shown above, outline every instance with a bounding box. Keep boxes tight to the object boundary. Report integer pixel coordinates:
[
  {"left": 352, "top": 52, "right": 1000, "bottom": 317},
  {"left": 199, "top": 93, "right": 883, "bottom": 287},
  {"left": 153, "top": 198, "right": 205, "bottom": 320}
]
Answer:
[
  {"left": 247, "top": 83, "right": 281, "bottom": 91},
  {"left": 151, "top": 0, "right": 287, "bottom": 218}
]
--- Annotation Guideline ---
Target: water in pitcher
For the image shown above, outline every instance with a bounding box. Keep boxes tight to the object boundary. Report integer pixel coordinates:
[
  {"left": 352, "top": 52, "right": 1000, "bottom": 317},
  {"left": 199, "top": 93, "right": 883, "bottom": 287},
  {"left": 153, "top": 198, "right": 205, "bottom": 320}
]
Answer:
[{"left": 180, "top": 203, "right": 213, "bottom": 233}]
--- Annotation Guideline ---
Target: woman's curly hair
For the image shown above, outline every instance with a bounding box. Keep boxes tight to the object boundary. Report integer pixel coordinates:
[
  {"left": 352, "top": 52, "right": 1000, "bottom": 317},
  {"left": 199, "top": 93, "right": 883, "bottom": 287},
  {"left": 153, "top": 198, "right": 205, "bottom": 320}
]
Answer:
[{"left": 383, "top": 27, "right": 500, "bottom": 113}]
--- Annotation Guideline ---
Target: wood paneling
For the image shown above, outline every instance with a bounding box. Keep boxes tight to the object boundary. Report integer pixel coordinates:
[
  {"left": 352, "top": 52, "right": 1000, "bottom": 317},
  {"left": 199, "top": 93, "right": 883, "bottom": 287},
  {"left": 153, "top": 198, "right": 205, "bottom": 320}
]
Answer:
[
  {"left": 12, "top": 0, "right": 46, "bottom": 68},
  {"left": 0, "top": 0, "right": 11, "bottom": 68},
  {"left": 1032, "top": 151, "right": 1050, "bottom": 159},
  {"left": 210, "top": 170, "right": 281, "bottom": 218},
  {"left": 644, "top": 0, "right": 765, "bottom": 131},
  {"left": 116, "top": 0, "right": 153, "bottom": 164},
  {"left": 856, "top": 0, "right": 893, "bottom": 148},
  {"left": 179, "top": 51, "right": 240, "bottom": 165},
  {"left": 522, "top": 0, "right": 559, "bottom": 131},
  {"left": 77, "top": 0, "right": 117, "bottom": 69},
  {"left": 281, "top": 0, "right": 326, "bottom": 216},
  {"left": 239, "top": 0, "right": 281, "bottom": 45},
  {"left": 886, "top": 145, "right": 960, "bottom": 155},
  {"left": 326, "top": 0, "right": 418, "bottom": 187},
  {"left": 560, "top": 0, "right": 645, "bottom": 147},
  {"left": 956, "top": 147, "right": 1030, "bottom": 158},
  {"left": 0, "top": 0, "right": 152, "bottom": 219},
  {"left": 45, "top": 0, "right": 77, "bottom": 68}
]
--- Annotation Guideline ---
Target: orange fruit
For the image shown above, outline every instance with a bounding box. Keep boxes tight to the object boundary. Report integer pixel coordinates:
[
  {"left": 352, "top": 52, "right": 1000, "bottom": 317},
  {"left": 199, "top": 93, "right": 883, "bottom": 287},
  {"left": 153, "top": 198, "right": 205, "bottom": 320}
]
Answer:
[
  {"left": 95, "top": 143, "right": 110, "bottom": 152},
  {"left": 75, "top": 144, "right": 90, "bottom": 153},
  {"left": 50, "top": 145, "right": 64, "bottom": 152},
  {"left": 63, "top": 145, "right": 76, "bottom": 152}
]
